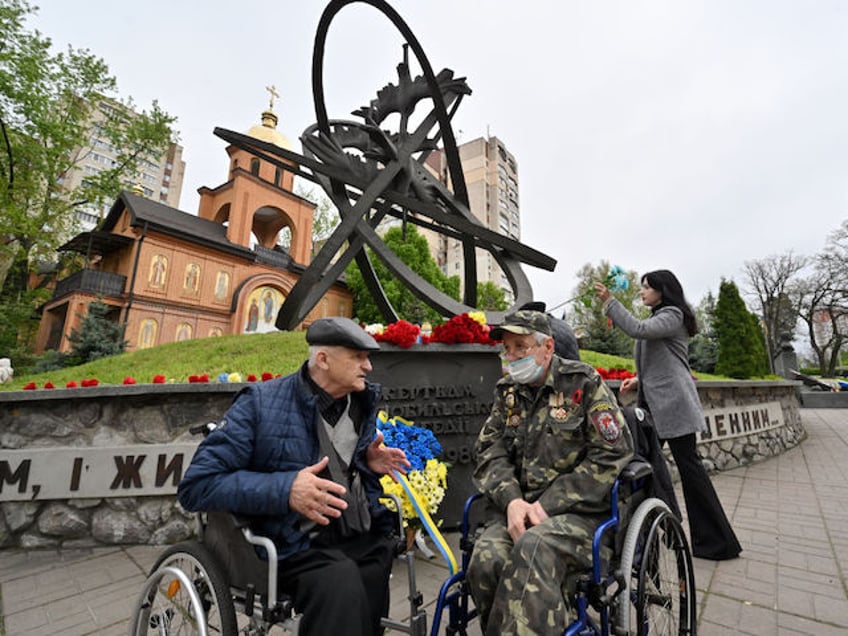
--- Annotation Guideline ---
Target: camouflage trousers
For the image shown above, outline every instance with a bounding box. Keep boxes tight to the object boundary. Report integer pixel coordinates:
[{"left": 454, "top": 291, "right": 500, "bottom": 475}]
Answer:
[{"left": 466, "top": 512, "right": 603, "bottom": 636}]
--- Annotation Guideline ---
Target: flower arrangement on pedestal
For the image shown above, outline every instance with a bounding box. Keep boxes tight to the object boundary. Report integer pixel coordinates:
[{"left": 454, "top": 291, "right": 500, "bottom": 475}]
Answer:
[
  {"left": 376, "top": 412, "right": 447, "bottom": 530},
  {"left": 365, "top": 312, "right": 497, "bottom": 349}
]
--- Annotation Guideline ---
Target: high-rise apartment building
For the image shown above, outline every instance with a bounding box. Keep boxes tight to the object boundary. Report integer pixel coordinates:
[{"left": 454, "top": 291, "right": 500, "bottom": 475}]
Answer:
[
  {"left": 61, "top": 98, "right": 185, "bottom": 229},
  {"left": 425, "top": 135, "right": 520, "bottom": 302}
]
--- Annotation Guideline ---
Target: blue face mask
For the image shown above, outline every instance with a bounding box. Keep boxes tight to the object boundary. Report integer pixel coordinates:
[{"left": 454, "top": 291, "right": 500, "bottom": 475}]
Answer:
[{"left": 506, "top": 354, "right": 544, "bottom": 384}]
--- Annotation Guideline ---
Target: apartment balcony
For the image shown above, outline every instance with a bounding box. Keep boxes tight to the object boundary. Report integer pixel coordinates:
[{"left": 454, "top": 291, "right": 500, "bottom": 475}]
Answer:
[{"left": 52, "top": 269, "right": 127, "bottom": 300}]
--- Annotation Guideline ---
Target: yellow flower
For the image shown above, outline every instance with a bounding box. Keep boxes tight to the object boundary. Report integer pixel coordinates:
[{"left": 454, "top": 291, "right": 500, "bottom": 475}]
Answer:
[
  {"left": 467, "top": 311, "right": 487, "bottom": 326},
  {"left": 380, "top": 460, "right": 449, "bottom": 528}
]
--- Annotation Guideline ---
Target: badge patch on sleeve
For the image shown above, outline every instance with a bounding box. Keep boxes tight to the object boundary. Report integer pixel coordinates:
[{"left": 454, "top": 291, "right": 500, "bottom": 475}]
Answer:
[{"left": 590, "top": 409, "right": 622, "bottom": 444}]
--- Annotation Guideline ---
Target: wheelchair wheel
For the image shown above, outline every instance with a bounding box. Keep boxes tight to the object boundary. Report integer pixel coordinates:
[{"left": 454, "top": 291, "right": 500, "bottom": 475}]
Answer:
[
  {"left": 131, "top": 541, "right": 237, "bottom": 635},
  {"left": 635, "top": 510, "right": 696, "bottom": 635},
  {"left": 615, "top": 498, "right": 696, "bottom": 635}
]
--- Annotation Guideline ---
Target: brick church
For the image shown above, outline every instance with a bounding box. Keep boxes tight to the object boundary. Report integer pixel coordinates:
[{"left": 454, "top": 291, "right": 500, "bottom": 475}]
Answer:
[{"left": 34, "top": 103, "right": 352, "bottom": 353}]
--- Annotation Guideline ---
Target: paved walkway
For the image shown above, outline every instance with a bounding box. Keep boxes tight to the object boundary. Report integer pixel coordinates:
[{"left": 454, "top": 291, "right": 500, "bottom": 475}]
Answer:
[{"left": 1, "top": 408, "right": 847, "bottom": 635}]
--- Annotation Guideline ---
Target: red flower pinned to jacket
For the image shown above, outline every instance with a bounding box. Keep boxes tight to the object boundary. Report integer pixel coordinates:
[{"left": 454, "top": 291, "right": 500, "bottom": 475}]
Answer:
[
  {"left": 571, "top": 388, "right": 582, "bottom": 404},
  {"left": 23, "top": 381, "right": 36, "bottom": 390},
  {"left": 123, "top": 377, "right": 137, "bottom": 385},
  {"left": 152, "top": 374, "right": 166, "bottom": 384}
]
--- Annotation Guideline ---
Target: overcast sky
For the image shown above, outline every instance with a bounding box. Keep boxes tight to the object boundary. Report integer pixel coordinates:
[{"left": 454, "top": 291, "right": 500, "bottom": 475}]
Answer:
[{"left": 30, "top": 0, "right": 848, "bottom": 313}]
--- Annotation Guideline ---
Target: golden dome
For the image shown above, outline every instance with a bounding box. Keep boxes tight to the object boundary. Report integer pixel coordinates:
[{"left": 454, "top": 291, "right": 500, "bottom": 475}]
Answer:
[{"left": 246, "top": 109, "right": 293, "bottom": 150}]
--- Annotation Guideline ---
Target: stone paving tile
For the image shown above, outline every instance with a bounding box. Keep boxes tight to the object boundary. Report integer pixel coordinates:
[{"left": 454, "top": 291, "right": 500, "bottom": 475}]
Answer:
[
  {"left": 778, "top": 611, "right": 848, "bottom": 636},
  {"left": 812, "top": 594, "right": 848, "bottom": 628}
]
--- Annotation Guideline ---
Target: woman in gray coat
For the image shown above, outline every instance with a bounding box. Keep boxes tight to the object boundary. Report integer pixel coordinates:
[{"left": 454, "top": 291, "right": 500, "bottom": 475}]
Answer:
[{"left": 595, "top": 269, "right": 741, "bottom": 560}]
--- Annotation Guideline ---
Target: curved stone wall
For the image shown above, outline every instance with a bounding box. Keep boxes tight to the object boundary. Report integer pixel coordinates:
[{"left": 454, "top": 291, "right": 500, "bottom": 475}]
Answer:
[{"left": 0, "top": 374, "right": 804, "bottom": 548}]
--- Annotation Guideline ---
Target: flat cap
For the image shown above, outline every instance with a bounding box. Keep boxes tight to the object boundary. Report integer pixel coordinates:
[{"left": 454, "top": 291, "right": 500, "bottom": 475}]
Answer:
[
  {"left": 306, "top": 317, "right": 380, "bottom": 351},
  {"left": 490, "top": 310, "right": 552, "bottom": 340}
]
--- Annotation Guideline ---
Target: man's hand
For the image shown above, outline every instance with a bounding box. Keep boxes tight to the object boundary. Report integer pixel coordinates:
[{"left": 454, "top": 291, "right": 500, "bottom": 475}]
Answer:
[
  {"left": 366, "top": 431, "right": 411, "bottom": 481},
  {"left": 620, "top": 376, "right": 639, "bottom": 393},
  {"left": 506, "top": 498, "right": 549, "bottom": 541},
  {"left": 289, "top": 456, "right": 348, "bottom": 525}
]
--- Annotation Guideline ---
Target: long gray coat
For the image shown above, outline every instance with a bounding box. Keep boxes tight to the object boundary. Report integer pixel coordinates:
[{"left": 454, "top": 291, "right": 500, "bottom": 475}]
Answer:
[{"left": 604, "top": 299, "right": 706, "bottom": 439}]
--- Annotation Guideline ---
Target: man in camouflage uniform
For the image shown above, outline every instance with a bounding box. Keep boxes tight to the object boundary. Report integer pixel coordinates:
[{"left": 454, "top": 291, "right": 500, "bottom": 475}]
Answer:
[{"left": 467, "top": 310, "right": 634, "bottom": 636}]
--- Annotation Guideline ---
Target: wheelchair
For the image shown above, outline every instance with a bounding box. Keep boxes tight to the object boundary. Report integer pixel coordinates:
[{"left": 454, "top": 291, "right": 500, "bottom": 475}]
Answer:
[
  {"left": 430, "top": 459, "right": 697, "bottom": 636},
  {"left": 129, "top": 423, "right": 428, "bottom": 636}
]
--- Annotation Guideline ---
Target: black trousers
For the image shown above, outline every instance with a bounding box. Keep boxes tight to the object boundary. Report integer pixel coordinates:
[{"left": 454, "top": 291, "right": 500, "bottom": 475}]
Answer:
[
  {"left": 278, "top": 531, "right": 395, "bottom": 635},
  {"left": 665, "top": 433, "right": 742, "bottom": 560}
]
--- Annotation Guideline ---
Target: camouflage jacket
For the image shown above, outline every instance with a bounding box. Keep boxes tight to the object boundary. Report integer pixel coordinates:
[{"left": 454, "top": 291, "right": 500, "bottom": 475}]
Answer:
[{"left": 473, "top": 356, "right": 634, "bottom": 516}]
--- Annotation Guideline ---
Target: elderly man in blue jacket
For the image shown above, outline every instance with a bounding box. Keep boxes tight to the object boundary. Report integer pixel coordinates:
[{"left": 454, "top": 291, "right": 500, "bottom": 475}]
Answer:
[{"left": 178, "top": 317, "right": 409, "bottom": 635}]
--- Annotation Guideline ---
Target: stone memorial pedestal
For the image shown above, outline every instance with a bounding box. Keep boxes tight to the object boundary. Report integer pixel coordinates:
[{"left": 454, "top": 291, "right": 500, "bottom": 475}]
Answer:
[{"left": 367, "top": 343, "right": 502, "bottom": 528}]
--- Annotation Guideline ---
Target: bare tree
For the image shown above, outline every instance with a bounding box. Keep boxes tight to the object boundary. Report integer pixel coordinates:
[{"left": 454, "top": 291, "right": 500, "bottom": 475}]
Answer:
[
  {"left": 789, "top": 223, "right": 848, "bottom": 375},
  {"left": 743, "top": 252, "right": 807, "bottom": 369}
]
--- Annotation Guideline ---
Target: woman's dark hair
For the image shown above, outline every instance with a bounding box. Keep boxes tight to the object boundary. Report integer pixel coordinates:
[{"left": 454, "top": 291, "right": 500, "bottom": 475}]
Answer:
[{"left": 642, "top": 269, "right": 699, "bottom": 337}]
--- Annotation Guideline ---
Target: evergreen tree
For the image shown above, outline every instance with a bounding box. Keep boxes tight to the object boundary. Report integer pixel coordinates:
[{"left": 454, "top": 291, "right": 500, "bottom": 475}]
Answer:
[
  {"left": 67, "top": 300, "right": 127, "bottom": 363},
  {"left": 714, "top": 280, "right": 768, "bottom": 378},
  {"left": 689, "top": 292, "right": 718, "bottom": 373},
  {"left": 748, "top": 311, "right": 771, "bottom": 376},
  {"left": 345, "top": 224, "right": 460, "bottom": 324}
]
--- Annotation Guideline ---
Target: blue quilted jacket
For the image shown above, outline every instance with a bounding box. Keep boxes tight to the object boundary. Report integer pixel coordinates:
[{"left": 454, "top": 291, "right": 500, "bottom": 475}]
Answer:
[{"left": 177, "top": 367, "right": 387, "bottom": 561}]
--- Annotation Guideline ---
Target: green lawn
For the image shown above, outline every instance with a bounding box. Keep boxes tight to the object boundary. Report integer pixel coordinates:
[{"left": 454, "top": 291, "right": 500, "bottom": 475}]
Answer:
[{"left": 1, "top": 333, "right": 727, "bottom": 392}]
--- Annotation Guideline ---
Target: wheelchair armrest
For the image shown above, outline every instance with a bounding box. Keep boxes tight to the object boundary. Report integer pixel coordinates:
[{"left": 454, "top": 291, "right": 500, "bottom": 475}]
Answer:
[
  {"left": 620, "top": 459, "right": 653, "bottom": 483},
  {"left": 203, "top": 511, "right": 274, "bottom": 597}
]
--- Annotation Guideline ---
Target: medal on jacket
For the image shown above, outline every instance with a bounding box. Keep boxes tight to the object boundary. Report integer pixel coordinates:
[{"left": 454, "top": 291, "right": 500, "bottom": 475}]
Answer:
[
  {"left": 549, "top": 392, "right": 569, "bottom": 421},
  {"left": 505, "top": 387, "right": 521, "bottom": 426}
]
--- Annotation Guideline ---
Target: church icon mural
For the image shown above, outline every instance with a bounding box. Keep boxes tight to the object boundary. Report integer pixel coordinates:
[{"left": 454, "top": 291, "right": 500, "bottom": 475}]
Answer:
[
  {"left": 244, "top": 286, "right": 284, "bottom": 334},
  {"left": 148, "top": 255, "right": 168, "bottom": 289}
]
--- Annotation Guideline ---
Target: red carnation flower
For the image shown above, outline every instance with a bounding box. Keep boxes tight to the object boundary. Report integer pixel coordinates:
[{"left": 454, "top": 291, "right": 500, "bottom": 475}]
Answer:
[
  {"left": 188, "top": 375, "right": 200, "bottom": 383},
  {"left": 247, "top": 374, "right": 257, "bottom": 382},
  {"left": 81, "top": 378, "right": 99, "bottom": 387},
  {"left": 66, "top": 380, "right": 78, "bottom": 388},
  {"left": 261, "top": 372, "right": 274, "bottom": 382},
  {"left": 374, "top": 320, "right": 420, "bottom": 348},
  {"left": 123, "top": 377, "right": 137, "bottom": 385},
  {"left": 43, "top": 381, "right": 55, "bottom": 389},
  {"left": 198, "top": 373, "right": 209, "bottom": 383},
  {"left": 152, "top": 374, "right": 166, "bottom": 384},
  {"left": 23, "top": 381, "right": 36, "bottom": 390},
  {"left": 430, "top": 313, "right": 496, "bottom": 345}
]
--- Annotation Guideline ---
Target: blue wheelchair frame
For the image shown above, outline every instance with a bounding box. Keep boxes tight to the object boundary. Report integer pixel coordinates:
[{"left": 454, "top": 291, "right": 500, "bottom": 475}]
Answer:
[{"left": 430, "top": 460, "right": 695, "bottom": 636}]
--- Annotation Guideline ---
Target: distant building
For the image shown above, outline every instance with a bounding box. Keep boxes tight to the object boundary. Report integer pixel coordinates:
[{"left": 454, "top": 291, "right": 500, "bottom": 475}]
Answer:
[
  {"left": 61, "top": 97, "right": 186, "bottom": 229},
  {"left": 34, "top": 102, "right": 351, "bottom": 354},
  {"left": 424, "top": 135, "right": 520, "bottom": 302}
]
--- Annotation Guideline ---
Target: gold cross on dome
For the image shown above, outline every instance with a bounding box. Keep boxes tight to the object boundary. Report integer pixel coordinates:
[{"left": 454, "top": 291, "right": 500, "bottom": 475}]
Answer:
[{"left": 265, "top": 84, "right": 280, "bottom": 110}]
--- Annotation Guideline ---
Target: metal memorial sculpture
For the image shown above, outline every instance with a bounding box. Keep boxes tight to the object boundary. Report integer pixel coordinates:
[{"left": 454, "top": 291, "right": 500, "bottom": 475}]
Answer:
[{"left": 214, "top": 0, "right": 556, "bottom": 330}]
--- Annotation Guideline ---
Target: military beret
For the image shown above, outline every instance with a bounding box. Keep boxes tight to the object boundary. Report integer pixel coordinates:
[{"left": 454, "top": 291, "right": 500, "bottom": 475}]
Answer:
[
  {"left": 490, "top": 310, "right": 553, "bottom": 340},
  {"left": 306, "top": 317, "right": 380, "bottom": 351}
]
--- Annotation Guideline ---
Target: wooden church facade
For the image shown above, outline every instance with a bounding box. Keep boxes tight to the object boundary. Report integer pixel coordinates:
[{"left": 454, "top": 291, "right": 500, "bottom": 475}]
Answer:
[{"left": 34, "top": 107, "right": 352, "bottom": 353}]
